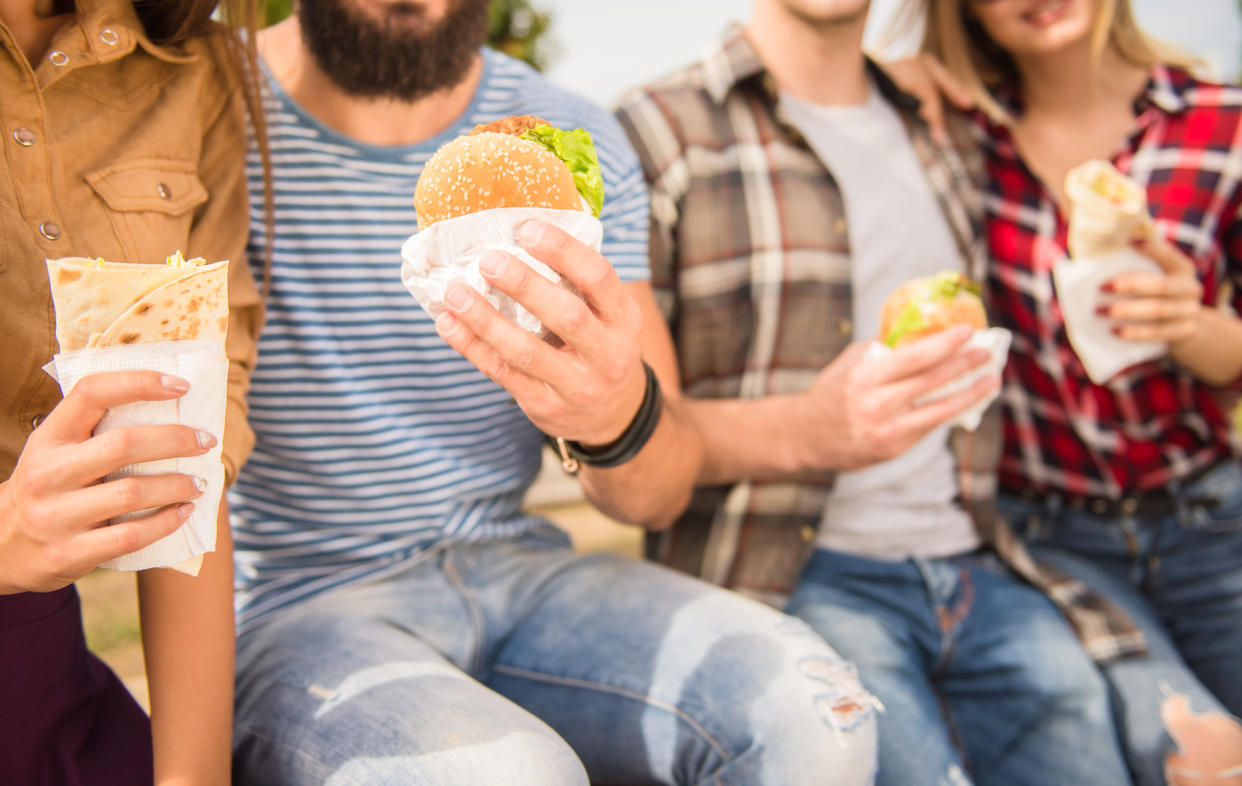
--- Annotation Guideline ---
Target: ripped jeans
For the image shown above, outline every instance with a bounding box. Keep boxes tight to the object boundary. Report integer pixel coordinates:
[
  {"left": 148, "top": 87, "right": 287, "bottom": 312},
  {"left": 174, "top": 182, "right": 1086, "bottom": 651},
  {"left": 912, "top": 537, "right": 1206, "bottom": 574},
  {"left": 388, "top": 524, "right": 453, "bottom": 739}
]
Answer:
[
  {"left": 997, "top": 460, "right": 1242, "bottom": 786},
  {"left": 232, "top": 530, "right": 878, "bottom": 785},
  {"left": 786, "top": 548, "right": 1131, "bottom": 786}
]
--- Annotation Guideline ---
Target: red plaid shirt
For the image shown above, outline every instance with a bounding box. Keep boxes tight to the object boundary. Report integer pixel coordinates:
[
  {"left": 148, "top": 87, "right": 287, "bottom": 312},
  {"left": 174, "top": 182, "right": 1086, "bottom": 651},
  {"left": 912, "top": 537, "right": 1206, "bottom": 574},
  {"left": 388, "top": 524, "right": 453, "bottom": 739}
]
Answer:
[{"left": 979, "top": 66, "right": 1242, "bottom": 498}]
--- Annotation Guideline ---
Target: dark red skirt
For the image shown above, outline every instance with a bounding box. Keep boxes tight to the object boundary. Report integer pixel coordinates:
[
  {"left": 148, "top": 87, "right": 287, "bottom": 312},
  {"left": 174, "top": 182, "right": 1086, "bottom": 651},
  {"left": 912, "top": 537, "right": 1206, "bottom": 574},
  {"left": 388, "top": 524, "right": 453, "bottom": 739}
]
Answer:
[{"left": 0, "top": 585, "right": 152, "bottom": 786}]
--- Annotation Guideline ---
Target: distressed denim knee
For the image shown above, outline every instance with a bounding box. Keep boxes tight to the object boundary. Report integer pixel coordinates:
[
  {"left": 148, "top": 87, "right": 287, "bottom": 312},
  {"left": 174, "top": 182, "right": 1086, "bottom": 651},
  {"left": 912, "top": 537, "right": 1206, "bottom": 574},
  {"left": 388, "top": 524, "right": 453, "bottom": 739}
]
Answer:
[{"left": 679, "top": 613, "right": 880, "bottom": 786}]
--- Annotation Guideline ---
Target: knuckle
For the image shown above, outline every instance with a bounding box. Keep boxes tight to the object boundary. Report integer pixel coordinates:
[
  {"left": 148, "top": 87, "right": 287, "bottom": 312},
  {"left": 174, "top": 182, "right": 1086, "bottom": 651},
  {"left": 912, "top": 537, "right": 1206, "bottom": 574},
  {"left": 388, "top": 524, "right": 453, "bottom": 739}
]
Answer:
[
  {"left": 486, "top": 355, "right": 512, "bottom": 386},
  {"left": 101, "top": 430, "right": 136, "bottom": 463},
  {"left": 109, "top": 525, "right": 142, "bottom": 556},
  {"left": 512, "top": 343, "right": 540, "bottom": 374},
  {"left": 112, "top": 477, "right": 144, "bottom": 508},
  {"left": 21, "top": 465, "right": 54, "bottom": 497},
  {"left": 562, "top": 301, "right": 592, "bottom": 334}
]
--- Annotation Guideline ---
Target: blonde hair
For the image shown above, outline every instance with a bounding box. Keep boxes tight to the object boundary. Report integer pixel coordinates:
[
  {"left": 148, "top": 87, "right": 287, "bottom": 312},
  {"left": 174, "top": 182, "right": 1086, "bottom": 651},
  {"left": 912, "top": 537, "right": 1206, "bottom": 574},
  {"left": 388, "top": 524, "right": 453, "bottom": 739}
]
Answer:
[{"left": 900, "top": 0, "right": 1197, "bottom": 123}]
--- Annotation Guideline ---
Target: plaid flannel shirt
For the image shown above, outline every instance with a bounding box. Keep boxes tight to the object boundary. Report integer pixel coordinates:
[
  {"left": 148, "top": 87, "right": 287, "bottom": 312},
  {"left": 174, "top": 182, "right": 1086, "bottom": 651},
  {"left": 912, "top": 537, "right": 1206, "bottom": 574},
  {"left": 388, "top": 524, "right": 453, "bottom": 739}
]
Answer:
[
  {"left": 616, "top": 27, "right": 1151, "bottom": 663},
  {"left": 979, "top": 66, "right": 1242, "bottom": 499}
]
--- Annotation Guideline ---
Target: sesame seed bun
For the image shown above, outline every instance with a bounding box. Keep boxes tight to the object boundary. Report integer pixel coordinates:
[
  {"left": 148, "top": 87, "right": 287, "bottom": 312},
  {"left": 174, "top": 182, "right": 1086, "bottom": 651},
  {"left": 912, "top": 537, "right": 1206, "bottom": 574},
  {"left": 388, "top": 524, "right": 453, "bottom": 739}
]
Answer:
[
  {"left": 414, "top": 131, "right": 583, "bottom": 230},
  {"left": 880, "top": 273, "right": 988, "bottom": 347}
]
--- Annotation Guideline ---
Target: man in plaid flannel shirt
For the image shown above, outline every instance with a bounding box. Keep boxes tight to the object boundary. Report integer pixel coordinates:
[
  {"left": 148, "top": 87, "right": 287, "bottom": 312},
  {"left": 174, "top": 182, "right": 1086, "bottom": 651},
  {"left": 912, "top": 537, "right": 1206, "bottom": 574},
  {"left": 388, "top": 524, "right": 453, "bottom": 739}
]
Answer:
[{"left": 615, "top": 2, "right": 1134, "bottom": 784}]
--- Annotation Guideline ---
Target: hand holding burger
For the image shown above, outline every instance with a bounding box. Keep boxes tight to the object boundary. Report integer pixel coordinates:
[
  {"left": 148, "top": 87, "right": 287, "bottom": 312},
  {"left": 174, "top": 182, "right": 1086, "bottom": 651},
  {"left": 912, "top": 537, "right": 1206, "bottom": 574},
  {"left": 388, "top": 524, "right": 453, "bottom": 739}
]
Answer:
[{"left": 403, "top": 116, "right": 649, "bottom": 450}]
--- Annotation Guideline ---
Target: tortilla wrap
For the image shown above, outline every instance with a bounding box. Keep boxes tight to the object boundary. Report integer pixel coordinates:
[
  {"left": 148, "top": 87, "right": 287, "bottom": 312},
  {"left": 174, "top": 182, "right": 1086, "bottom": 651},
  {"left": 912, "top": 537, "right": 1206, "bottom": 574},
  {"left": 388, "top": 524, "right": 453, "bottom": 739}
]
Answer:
[
  {"left": 91, "top": 262, "right": 229, "bottom": 348},
  {"left": 1065, "top": 160, "right": 1153, "bottom": 259},
  {"left": 44, "top": 255, "right": 228, "bottom": 576},
  {"left": 46, "top": 258, "right": 189, "bottom": 352}
]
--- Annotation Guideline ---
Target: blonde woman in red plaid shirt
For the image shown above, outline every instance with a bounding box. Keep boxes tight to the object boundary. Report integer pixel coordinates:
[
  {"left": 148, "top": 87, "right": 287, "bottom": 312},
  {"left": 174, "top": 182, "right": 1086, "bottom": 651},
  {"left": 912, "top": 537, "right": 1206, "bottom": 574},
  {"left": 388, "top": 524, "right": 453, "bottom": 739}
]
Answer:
[{"left": 900, "top": 0, "right": 1242, "bottom": 783}]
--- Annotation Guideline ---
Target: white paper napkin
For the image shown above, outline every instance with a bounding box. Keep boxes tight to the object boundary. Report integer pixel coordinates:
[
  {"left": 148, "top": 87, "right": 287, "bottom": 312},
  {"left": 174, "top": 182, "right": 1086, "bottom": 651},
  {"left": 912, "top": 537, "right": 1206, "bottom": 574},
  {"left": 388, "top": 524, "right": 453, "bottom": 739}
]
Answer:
[
  {"left": 43, "top": 339, "right": 228, "bottom": 574},
  {"left": 864, "top": 327, "right": 1012, "bottom": 431},
  {"left": 400, "top": 207, "right": 604, "bottom": 335},
  {"left": 1052, "top": 248, "right": 1166, "bottom": 384}
]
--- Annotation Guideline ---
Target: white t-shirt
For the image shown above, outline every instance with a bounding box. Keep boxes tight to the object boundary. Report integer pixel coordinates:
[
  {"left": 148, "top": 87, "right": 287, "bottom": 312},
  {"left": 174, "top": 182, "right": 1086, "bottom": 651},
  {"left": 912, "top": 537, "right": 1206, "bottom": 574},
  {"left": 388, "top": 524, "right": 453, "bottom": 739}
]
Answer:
[{"left": 780, "top": 85, "right": 980, "bottom": 560}]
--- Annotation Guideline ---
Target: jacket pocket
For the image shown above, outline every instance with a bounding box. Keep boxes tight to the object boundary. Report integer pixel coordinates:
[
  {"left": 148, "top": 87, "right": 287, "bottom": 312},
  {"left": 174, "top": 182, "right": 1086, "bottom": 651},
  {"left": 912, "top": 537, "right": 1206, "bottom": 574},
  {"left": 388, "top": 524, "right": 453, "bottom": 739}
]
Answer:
[{"left": 85, "top": 158, "right": 207, "bottom": 262}]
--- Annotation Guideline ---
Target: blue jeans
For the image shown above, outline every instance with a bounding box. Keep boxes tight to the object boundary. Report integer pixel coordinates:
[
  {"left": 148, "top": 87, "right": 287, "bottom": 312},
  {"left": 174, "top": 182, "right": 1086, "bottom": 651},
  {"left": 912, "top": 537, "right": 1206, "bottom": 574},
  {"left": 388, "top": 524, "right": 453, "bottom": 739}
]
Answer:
[
  {"left": 997, "top": 460, "right": 1242, "bottom": 786},
  {"left": 786, "top": 548, "right": 1131, "bottom": 786},
  {"left": 233, "top": 529, "right": 878, "bottom": 785}
]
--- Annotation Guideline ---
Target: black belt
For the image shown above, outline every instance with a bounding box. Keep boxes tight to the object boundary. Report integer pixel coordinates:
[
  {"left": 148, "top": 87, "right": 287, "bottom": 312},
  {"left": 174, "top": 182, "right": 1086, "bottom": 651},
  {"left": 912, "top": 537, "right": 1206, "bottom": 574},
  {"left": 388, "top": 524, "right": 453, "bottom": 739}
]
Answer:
[{"left": 1001, "top": 460, "right": 1225, "bottom": 519}]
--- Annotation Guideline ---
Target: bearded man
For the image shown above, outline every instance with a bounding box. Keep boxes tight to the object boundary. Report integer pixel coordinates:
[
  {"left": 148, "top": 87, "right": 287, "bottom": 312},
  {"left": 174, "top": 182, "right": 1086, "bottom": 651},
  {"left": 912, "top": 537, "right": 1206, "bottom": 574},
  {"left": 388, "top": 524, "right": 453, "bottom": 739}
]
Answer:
[{"left": 226, "top": 2, "right": 878, "bottom": 784}]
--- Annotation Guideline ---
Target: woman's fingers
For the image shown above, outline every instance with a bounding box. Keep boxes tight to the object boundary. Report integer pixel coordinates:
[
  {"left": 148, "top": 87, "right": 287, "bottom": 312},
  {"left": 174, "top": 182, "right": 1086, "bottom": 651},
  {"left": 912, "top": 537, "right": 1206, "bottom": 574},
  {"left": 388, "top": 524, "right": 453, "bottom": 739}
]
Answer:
[
  {"left": 1132, "top": 235, "right": 1197, "bottom": 276},
  {"left": 59, "top": 473, "right": 204, "bottom": 531},
  {"left": 71, "top": 502, "right": 196, "bottom": 574},
  {"left": 64, "top": 424, "right": 217, "bottom": 489},
  {"left": 42, "top": 371, "right": 190, "bottom": 443}
]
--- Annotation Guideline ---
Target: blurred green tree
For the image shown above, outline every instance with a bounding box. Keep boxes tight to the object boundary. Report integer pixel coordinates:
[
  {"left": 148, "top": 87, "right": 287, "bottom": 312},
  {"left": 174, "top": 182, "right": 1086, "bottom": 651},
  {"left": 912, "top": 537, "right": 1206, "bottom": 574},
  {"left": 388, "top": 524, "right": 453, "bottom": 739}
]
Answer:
[
  {"left": 488, "top": 0, "right": 554, "bottom": 71},
  {"left": 256, "top": 0, "right": 554, "bottom": 71}
]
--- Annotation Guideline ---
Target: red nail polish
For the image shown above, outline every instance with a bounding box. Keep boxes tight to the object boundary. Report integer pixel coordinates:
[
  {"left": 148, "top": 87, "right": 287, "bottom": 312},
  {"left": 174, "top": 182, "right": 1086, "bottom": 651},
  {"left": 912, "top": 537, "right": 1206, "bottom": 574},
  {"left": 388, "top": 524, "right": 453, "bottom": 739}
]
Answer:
[
  {"left": 1111, "top": 326, "right": 1123, "bottom": 336},
  {"left": 1095, "top": 305, "right": 1109, "bottom": 316},
  {"left": 1100, "top": 282, "right": 1115, "bottom": 293}
]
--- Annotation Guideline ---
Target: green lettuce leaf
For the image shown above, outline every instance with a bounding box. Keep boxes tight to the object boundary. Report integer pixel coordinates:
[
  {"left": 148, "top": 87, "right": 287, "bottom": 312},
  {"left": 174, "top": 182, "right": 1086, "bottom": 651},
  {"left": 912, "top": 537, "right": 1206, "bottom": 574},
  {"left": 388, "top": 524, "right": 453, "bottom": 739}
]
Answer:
[
  {"left": 884, "top": 299, "right": 929, "bottom": 347},
  {"left": 883, "top": 271, "right": 980, "bottom": 347},
  {"left": 520, "top": 124, "right": 605, "bottom": 217}
]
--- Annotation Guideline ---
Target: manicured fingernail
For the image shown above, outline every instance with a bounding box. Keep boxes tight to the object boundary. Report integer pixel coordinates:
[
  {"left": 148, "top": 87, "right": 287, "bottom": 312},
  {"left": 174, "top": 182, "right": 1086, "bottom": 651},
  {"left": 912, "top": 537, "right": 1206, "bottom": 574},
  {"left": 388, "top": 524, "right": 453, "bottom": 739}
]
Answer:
[
  {"left": 177, "top": 502, "right": 195, "bottom": 521},
  {"left": 1111, "top": 326, "right": 1123, "bottom": 336},
  {"left": 480, "top": 252, "right": 506, "bottom": 277},
  {"left": 161, "top": 375, "right": 190, "bottom": 393},
  {"left": 435, "top": 312, "right": 459, "bottom": 335},
  {"left": 195, "top": 430, "right": 217, "bottom": 449},
  {"left": 192, "top": 475, "right": 208, "bottom": 492},
  {"left": 445, "top": 284, "right": 471, "bottom": 311},
  {"left": 1100, "top": 281, "right": 1115, "bottom": 293},
  {"left": 516, "top": 220, "right": 542, "bottom": 244},
  {"left": 1095, "top": 305, "right": 1109, "bottom": 316}
]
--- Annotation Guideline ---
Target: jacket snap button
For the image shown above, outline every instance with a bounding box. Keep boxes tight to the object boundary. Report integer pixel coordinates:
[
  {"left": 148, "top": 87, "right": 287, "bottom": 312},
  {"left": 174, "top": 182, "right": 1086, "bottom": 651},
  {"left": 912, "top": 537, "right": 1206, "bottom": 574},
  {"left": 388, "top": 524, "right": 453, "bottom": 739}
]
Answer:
[
  {"left": 48, "top": 50, "right": 68, "bottom": 66},
  {"left": 157, "top": 183, "right": 172, "bottom": 199},
  {"left": 39, "top": 221, "right": 61, "bottom": 240},
  {"left": 12, "top": 128, "right": 35, "bottom": 146},
  {"left": 100, "top": 28, "right": 119, "bottom": 45}
]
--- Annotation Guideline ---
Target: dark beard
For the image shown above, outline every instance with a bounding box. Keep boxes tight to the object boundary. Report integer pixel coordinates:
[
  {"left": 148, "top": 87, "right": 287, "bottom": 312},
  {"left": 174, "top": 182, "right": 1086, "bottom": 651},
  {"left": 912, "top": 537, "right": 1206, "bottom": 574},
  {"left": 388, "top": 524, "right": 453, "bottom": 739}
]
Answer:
[{"left": 298, "top": 0, "right": 490, "bottom": 101}]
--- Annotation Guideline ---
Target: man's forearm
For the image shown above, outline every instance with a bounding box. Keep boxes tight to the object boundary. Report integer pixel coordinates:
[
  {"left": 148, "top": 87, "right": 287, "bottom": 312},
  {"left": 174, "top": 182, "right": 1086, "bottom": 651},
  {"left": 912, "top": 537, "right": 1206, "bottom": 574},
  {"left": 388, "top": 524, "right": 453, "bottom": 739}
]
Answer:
[
  {"left": 578, "top": 395, "right": 702, "bottom": 529},
  {"left": 138, "top": 505, "right": 235, "bottom": 786},
  {"left": 685, "top": 394, "right": 815, "bottom": 486}
]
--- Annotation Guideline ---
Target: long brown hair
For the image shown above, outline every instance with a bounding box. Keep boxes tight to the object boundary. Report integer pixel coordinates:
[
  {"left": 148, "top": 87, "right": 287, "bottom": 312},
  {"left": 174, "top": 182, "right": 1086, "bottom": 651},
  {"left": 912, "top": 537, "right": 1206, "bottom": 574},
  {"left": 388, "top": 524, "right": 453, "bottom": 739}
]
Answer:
[
  {"left": 133, "top": 0, "right": 275, "bottom": 300},
  {"left": 903, "top": 0, "right": 1197, "bottom": 123}
]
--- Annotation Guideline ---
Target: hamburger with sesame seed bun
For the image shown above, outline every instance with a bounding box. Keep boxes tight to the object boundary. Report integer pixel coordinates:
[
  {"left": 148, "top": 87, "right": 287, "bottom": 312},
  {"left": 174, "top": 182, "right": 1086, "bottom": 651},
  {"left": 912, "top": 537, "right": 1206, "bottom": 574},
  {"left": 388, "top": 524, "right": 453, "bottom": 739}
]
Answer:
[{"left": 414, "top": 114, "right": 605, "bottom": 230}]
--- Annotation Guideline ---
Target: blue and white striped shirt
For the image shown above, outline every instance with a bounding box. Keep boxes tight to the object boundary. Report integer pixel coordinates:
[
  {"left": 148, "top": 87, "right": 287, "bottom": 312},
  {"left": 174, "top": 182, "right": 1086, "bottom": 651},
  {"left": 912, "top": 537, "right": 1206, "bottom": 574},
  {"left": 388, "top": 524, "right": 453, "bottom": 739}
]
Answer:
[{"left": 229, "top": 49, "right": 651, "bottom": 632}]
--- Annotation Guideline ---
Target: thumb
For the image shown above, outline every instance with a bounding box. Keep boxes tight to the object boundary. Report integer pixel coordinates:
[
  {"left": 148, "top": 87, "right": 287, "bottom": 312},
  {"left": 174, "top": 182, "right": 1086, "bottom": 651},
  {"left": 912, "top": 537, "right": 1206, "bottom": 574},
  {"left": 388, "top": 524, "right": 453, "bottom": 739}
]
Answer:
[{"left": 1133, "top": 234, "right": 1195, "bottom": 276}]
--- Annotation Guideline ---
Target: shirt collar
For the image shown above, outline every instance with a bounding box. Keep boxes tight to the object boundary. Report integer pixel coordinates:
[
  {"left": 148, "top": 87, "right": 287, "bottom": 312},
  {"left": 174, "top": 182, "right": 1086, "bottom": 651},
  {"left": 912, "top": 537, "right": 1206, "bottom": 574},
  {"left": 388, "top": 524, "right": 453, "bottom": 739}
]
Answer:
[
  {"left": 1137, "top": 64, "right": 1190, "bottom": 115},
  {"left": 703, "top": 24, "right": 922, "bottom": 115},
  {"left": 73, "top": 0, "right": 199, "bottom": 65}
]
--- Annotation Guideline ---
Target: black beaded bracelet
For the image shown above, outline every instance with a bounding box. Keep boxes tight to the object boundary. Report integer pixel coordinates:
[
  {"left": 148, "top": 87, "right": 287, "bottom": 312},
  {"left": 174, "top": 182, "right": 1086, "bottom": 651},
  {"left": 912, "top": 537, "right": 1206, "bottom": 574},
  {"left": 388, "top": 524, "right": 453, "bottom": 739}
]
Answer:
[{"left": 550, "top": 361, "right": 664, "bottom": 474}]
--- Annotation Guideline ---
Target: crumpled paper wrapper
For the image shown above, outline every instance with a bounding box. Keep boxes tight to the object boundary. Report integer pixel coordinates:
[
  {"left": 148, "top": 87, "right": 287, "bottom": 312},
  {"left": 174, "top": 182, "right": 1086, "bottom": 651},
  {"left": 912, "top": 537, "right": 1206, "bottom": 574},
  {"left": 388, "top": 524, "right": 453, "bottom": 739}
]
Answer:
[
  {"left": 400, "top": 207, "right": 603, "bottom": 335},
  {"left": 1052, "top": 248, "right": 1165, "bottom": 384},
  {"left": 864, "top": 327, "right": 1012, "bottom": 431},
  {"left": 43, "top": 339, "right": 227, "bottom": 574}
]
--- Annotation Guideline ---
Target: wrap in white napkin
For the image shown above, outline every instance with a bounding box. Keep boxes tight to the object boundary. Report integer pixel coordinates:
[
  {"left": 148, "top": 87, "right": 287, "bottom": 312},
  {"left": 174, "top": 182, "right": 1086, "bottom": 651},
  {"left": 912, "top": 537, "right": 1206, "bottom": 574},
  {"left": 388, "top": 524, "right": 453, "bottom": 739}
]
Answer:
[
  {"left": 1052, "top": 248, "right": 1165, "bottom": 384},
  {"left": 400, "top": 207, "right": 603, "bottom": 335},
  {"left": 864, "top": 328, "right": 1012, "bottom": 431},
  {"left": 43, "top": 340, "right": 227, "bottom": 574}
]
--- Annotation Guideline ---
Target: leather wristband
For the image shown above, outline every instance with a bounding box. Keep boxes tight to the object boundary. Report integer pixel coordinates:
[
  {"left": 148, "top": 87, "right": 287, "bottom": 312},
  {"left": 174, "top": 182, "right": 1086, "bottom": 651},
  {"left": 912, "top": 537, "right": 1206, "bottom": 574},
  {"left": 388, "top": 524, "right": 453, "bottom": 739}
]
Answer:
[{"left": 551, "top": 361, "right": 663, "bottom": 474}]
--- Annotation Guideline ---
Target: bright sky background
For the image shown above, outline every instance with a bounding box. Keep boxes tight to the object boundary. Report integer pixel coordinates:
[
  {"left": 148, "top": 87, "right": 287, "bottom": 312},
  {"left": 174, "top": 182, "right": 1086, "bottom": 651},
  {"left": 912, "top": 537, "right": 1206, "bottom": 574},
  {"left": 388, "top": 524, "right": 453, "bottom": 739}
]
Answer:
[{"left": 538, "top": 0, "right": 1242, "bottom": 105}]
